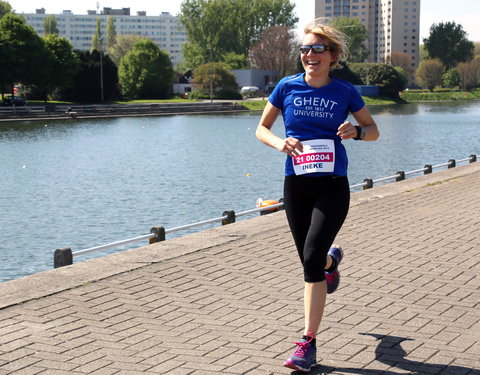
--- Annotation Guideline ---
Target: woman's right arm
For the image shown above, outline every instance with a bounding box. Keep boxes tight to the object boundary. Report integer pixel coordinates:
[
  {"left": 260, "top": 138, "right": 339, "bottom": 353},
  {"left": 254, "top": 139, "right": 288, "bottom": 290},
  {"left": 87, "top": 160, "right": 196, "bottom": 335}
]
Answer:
[{"left": 256, "top": 102, "right": 303, "bottom": 157}]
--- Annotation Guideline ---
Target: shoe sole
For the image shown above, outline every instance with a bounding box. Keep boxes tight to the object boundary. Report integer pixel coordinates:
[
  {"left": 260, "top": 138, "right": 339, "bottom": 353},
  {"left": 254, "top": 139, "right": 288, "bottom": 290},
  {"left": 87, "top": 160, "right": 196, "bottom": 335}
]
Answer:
[{"left": 284, "top": 360, "right": 317, "bottom": 372}]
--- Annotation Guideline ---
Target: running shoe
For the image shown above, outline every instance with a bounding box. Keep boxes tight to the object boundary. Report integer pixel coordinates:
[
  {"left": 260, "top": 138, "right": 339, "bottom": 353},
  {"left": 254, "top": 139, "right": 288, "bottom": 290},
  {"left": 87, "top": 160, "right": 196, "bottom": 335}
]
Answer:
[
  {"left": 325, "top": 245, "right": 343, "bottom": 294},
  {"left": 284, "top": 335, "right": 317, "bottom": 372}
]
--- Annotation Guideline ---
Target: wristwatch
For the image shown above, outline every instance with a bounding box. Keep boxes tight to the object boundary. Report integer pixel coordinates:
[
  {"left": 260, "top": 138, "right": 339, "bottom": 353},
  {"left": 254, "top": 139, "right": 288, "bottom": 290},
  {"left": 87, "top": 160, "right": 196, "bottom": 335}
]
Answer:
[{"left": 353, "top": 125, "right": 366, "bottom": 140}]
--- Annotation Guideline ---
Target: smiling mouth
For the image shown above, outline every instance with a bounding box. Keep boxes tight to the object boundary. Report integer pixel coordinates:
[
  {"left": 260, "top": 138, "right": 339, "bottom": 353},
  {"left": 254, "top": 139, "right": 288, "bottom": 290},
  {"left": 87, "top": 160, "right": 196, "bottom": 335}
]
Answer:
[{"left": 306, "top": 60, "right": 320, "bottom": 65}]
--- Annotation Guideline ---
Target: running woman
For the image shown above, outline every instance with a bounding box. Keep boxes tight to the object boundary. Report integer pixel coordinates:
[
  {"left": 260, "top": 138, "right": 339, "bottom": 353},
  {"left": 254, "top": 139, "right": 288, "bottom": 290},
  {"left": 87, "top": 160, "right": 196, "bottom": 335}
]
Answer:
[{"left": 255, "top": 18, "right": 379, "bottom": 372}]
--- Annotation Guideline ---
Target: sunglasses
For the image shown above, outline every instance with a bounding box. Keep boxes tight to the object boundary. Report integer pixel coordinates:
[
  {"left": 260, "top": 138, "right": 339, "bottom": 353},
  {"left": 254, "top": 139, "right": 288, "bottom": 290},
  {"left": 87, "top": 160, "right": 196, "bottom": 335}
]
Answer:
[{"left": 299, "top": 44, "right": 329, "bottom": 54}]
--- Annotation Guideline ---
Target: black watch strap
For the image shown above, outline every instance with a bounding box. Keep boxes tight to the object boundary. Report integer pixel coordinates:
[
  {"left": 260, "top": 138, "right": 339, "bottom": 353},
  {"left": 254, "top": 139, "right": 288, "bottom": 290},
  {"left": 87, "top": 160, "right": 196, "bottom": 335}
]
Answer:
[{"left": 353, "top": 125, "right": 366, "bottom": 140}]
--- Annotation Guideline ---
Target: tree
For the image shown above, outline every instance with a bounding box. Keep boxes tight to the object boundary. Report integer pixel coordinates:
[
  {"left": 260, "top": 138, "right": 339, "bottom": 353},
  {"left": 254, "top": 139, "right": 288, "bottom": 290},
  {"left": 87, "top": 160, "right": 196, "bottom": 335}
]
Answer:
[
  {"left": 222, "top": 52, "right": 247, "bottom": 70},
  {"left": 180, "top": 0, "right": 298, "bottom": 68},
  {"left": 350, "top": 63, "right": 407, "bottom": 96},
  {"left": 457, "top": 60, "right": 480, "bottom": 90},
  {"left": 106, "top": 16, "right": 116, "bottom": 49},
  {"left": 442, "top": 68, "right": 461, "bottom": 89},
  {"left": 107, "top": 34, "right": 147, "bottom": 66},
  {"left": 118, "top": 39, "right": 174, "bottom": 99},
  {"left": 59, "top": 50, "right": 120, "bottom": 103},
  {"left": 0, "top": 0, "right": 12, "bottom": 18},
  {"left": 43, "top": 15, "right": 58, "bottom": 35},
  {"left": 415, "top": 58, "right": 444, "bottom": 91},
  {"left": 192, "top": 62, "right": 238, "bottom": 96},
  {"left": 91, "top": 18, "right": 102, "bottom": 52},
  {"left": 423, "top": 22, "right": 474, "bottom": 69},
  {"left": 249, "top": 26, "right": 297, "bottom": 77},
  {"left": 32, "top": 34, "right": 78, "bottom": 101},
  {"left": 390, "top": 52, "right": 415, "bottom": 82},
  {"left": 0, "top": 14, "right": 49, "bottom": 96},
  {"left": 475, "top": 42, "right": 480, "bottom": 58},
  {"left": 329, "top": 17, "right": 368, "bottom": 62},
  {"left": 419, "top": 44, "right": 428, "bottom": 61},
  {"left": 330, "top": 62, "right": 363, "bottom": 85}
]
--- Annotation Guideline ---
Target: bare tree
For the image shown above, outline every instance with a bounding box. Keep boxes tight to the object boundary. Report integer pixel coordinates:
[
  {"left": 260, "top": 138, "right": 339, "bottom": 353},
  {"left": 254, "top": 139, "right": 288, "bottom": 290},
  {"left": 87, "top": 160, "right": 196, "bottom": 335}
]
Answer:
[
  {"left": 390, "top": 52, "right": 415, "bottom": 84},
  {"left": 249, "top": 26, "right": 297, "bottom": 77},
  {"left": 457, "top": 59, "right": 480, "bottom": 90}
]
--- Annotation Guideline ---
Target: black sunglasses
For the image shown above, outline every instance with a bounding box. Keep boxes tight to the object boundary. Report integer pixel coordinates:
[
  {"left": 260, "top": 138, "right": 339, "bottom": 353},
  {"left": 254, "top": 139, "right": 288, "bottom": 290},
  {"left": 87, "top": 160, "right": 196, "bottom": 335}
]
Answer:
[{"left": 299, "top": 44, "right": 329, "bottom": 54}]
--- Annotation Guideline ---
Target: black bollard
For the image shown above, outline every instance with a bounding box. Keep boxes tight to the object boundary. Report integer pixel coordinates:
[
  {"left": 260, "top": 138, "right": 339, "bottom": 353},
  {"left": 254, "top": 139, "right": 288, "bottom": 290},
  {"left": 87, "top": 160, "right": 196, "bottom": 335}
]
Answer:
[
  {"left": 54, "top": 247, "right": 73, "bottom": 268},
  {"left": 363, "top": 178, "right": 373, "bottom": 190},
  {"left": 222, "top": 210, "right": 236, "bottom": 225},
  {"left": 396, "top": 171, "right": 405, "bottom": 182},
  {"left": 149, "top": 226, "right": 166, "bottom": 244}
]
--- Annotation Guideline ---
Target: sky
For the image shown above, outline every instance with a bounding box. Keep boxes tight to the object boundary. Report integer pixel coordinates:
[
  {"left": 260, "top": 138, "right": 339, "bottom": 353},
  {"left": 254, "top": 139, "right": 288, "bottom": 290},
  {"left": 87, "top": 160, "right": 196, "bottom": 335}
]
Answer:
[{"left": 8, "top": 0, "right": 480, "bottom": 42}]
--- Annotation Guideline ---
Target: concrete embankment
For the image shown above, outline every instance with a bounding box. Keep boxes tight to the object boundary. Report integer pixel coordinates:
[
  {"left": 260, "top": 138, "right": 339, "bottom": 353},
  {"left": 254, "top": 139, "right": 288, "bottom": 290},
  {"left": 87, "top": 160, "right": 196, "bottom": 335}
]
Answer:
[
  {"left": 0, "top": 163, "right": 479, "bottom": 374},
  {"left": 0, "top": 102, "right": 246, "bottom": 122}
]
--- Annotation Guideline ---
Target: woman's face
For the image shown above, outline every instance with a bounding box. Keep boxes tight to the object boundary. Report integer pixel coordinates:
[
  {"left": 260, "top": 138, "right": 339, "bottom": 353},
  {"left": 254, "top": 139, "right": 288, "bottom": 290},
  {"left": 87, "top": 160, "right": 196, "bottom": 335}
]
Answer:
[{"left": 300, "top": 33, "right": 336, "bottom": 79}]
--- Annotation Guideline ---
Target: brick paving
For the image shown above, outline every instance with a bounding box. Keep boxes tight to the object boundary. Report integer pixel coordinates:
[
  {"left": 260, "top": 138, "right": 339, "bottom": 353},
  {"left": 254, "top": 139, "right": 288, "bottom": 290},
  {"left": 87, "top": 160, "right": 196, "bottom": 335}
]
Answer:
[{"left": 1, "top": 163, "right": 479, "bottom": 375}]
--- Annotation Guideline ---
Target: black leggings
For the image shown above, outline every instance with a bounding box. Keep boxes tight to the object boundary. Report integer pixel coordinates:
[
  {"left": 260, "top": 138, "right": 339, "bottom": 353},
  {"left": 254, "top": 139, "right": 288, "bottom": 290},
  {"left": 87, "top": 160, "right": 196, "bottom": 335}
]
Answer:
[{"left": 284, "top": 175, "right": 350, "bottom": 283}]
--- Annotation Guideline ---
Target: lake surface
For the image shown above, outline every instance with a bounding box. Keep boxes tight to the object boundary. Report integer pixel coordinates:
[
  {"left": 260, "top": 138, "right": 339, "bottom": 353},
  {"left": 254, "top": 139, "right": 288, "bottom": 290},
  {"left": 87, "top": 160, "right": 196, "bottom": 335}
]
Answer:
[{"left": 1, "top": 101, "right": 479, "bottom": 282}]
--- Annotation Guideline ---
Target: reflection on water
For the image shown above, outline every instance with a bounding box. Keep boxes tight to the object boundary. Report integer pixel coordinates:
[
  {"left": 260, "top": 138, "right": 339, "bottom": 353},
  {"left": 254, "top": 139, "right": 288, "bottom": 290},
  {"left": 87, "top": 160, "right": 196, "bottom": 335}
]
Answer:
[{"left": 1, "top": 101, "right": 479, "bottom": 282}]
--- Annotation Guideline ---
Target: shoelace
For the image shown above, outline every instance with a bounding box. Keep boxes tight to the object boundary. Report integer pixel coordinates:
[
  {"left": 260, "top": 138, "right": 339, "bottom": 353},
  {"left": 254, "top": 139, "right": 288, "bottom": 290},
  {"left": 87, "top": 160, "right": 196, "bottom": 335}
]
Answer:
[
  {"left": 292, "top": 341, "right": 310, "bottom": 357},
  {"left": 292, "top": 334, "right": 314, "bottom": 358}
]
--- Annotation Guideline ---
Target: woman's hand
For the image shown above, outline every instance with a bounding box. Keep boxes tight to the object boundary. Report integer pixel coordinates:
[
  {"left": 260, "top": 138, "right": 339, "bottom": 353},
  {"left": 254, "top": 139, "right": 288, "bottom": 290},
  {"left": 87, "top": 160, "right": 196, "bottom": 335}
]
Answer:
[
  {"left": 275, "top": 137, "right": 303, "bottom": 157},
  {"left": 337, "top": 121, "right": 358, "bottom": 140}
]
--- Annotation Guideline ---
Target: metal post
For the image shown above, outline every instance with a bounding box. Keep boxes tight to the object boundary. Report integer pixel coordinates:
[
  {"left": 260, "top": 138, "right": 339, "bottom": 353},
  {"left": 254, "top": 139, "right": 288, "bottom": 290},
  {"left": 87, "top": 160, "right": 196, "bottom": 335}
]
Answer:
[
  {"left": 363, "top": 178, "right": 373, "bottom": 190},
  {"left": 396, "top": 171, "right": 405, "bottom": 181},
  {"left": 99, "top": 37, "right": 104, "bottom": 103},
  {"left": 149, "top": 226, "right": 165, "bottom": 244},
  {"left": 222, "top": 210, "right": 236, "bottom": 225},
  {"left": 424, "top": 164, "right": 432, "bottom": 174},
  {"left": 54, "top": 247, "right": 73, "bottom": 268},
  {"left": 278, "top": 198, "right": 285, "bottom": 211},
  {"left": 448, "top": 159, "right": 456, "bottom": 168},
  {"left": 470, "top": 154, "right": 477, "bottom": 163}
]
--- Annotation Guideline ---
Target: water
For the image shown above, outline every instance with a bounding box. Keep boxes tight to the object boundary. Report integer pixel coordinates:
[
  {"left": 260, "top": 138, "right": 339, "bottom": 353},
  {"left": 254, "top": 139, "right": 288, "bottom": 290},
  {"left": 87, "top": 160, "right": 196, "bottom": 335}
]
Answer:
[{"left": 1, "top": 101, "right": 479, "bottom": 282}]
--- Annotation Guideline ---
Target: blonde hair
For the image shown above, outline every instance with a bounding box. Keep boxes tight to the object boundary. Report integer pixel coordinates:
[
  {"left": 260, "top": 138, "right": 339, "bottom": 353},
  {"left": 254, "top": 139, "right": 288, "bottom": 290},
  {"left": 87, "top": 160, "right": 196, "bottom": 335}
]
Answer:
[{"left": 303, "top": 18, "right": 349, "bottom": 70}]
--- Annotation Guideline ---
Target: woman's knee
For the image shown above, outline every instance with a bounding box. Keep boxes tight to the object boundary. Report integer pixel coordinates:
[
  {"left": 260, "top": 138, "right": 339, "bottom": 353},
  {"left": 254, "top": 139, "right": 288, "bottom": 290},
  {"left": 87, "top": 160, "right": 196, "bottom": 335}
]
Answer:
[{"left": 303, "top": 252, "right": 327, "bottom": 282}]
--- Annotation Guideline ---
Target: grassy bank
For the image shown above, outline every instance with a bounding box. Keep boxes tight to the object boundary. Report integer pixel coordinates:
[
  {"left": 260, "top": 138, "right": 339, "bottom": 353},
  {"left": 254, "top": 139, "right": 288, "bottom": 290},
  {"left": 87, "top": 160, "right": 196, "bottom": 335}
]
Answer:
[
  {"left": 399, "top": 88, "right": 480, "bottom": 102},
  {"left": 24, "top": 89, "right": 480, "bottom": 109},
  {"left": 240, "top": 89, "right": 480, "bottom": 111},
  {"left": 240, "top": 95, "right": 401, "bottom": 111}
]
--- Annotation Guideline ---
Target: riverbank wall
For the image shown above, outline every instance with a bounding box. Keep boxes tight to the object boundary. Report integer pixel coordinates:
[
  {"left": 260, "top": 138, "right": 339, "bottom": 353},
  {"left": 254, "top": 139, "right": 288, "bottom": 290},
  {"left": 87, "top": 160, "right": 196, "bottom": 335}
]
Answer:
[{"left": 0, "top": 101, "right": 247, "bottom": 122}]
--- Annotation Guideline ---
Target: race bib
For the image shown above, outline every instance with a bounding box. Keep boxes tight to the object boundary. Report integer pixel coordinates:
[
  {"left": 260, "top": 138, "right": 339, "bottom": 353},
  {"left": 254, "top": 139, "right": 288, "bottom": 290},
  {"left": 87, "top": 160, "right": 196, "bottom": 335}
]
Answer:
[{"left": 293, "top": 139, "right": 335, "bottom": 175}]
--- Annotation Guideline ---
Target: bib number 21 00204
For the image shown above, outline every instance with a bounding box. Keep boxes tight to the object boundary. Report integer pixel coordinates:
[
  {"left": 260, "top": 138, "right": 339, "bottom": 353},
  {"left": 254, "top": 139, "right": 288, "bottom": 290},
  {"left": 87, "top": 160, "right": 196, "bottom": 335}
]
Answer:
[{"left": 293, "top": 139, "right": 335, "bottom": 175}]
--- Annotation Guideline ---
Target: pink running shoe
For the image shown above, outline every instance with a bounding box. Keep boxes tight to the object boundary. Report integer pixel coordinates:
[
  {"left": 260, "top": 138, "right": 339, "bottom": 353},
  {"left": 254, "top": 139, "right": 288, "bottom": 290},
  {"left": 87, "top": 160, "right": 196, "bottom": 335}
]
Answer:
[
  {"left": 284, "top": 333, "right": 317, "bottom": 372},
  {"left": 325, "top": 245, "right": 343, "bottom": 294}
]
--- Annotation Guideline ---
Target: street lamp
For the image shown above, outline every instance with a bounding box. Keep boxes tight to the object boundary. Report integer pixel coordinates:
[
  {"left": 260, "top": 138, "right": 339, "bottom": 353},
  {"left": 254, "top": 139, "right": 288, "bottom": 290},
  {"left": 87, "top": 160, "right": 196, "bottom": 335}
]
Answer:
[{"left": 99, "top": 37, "right": 104, "bottom": 102}]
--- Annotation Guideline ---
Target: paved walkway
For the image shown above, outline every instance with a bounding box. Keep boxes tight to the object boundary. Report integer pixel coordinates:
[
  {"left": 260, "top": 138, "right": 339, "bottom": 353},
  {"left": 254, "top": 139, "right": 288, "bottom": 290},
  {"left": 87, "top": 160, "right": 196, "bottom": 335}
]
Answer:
[{"left": 1, "top": 163, "right": 479, "bottom": 375}]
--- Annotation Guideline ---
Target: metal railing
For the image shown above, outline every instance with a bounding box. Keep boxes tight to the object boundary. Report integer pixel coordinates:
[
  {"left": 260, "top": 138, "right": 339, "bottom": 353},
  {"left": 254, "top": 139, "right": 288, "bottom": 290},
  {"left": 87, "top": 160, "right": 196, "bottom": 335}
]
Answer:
[{"left": 53, "top": 155, "right": 477, "bottom": 268}]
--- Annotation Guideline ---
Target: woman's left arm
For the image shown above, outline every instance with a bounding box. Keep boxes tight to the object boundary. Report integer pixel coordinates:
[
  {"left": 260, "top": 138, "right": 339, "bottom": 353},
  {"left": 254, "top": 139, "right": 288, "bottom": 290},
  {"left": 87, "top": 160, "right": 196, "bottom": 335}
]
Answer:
[{"left": 337, "top": 106, "right": 380, "bottom": 141}]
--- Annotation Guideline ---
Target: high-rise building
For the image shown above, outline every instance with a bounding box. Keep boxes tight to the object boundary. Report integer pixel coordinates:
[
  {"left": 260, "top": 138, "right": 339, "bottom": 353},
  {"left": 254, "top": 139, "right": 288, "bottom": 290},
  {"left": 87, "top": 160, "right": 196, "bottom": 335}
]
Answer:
[
  {"left": 21, "top": 7, "right": 187, "bottom": 66},
  {"left": 314, "top": 0, "right": 420, "bottom": 69}
]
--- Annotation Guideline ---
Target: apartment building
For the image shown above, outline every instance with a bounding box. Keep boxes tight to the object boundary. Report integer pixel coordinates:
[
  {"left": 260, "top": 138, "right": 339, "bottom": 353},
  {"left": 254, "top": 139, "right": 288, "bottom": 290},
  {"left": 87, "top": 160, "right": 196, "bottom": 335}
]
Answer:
[
  {"left": 315, "top": 0, "right": 420, "bottom": 69},
  {"left": 21, "top": 7, "right": 187, "bottom": 66}
]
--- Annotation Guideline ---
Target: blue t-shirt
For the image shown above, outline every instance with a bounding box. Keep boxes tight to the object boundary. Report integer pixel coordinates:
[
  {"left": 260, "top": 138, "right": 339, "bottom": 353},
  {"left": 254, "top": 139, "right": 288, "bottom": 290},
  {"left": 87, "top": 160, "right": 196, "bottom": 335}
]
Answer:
[{"left": 269, "top": 73, "right": 365, "bottom": 177}]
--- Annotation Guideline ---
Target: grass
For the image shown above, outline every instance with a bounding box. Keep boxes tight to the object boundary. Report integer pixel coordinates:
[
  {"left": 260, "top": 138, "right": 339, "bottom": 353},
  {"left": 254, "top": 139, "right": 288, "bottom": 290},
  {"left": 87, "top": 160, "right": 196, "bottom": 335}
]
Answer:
[
  {"left": 399, "top": 88, "right": 480, "bottom": 102},
  {"left": 239, "top": 100, "right": 268, "bottom": 111},
  {"left": 239, "top": 95, "right": 403, "bottom": 111},
  {"left": 22, "top": 88, "right": 480, "bottom": 108}
]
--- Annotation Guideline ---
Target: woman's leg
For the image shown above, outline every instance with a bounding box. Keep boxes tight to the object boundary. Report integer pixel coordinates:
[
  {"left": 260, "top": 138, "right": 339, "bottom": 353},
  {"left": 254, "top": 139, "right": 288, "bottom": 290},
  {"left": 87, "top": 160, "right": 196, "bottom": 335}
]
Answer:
[
  {"left": 304, "top": 281, "right": 327, "bottom": 336},
  {"left": 284, "top": 176, "right": 350, "bottom": 336}
]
